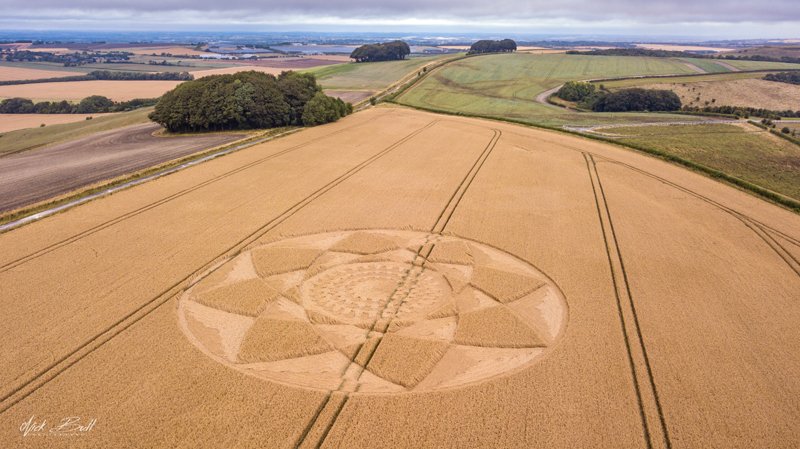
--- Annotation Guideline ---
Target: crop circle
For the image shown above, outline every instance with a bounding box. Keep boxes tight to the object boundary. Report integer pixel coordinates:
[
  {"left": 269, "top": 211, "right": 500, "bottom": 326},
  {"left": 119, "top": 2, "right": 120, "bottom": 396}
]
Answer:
[{"left": 178, "top": 230, "right": 568, "bottom": 394}]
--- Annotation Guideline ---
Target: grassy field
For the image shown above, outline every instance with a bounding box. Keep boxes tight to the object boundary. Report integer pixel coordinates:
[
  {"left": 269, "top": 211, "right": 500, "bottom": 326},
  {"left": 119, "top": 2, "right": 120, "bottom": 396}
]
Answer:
[
  {"left": 0, "top": 107, "right": 152, "bottom": 155},
  {"left": 308, "top": 55, "right": 445, "bottom": 91},
  {"left": 0, "top": 113, "right": 112, "bottom": 133},
  {"left": 679, "top": 58, "right": 732, "bottom": 73},
  {"left": 1, "top": 106, "right": 798, "bottom": 448},
  {"left": 607, "top": 123, "right": 800, "bottom": 200},
  {"left": 596, "top": 71, "right": 776, "bottom": 88},
  {"left": 720, "top": 58, "right": 800, "bottom": 71},
  {"left": 397, "top": 53, "right": 708, "bottom": 127}
]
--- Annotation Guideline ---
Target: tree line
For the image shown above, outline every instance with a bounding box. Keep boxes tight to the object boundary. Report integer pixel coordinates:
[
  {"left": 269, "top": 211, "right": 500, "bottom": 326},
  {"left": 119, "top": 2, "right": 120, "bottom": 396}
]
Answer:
[
  {"left": 566, "top": 48, "right": 800, "bottom": 65},
  {"left": 683, "top": 105, "right": 800, "bottom": 119},
  {"left": 148, "top": 71, "right": 352, "bottom": 132},
  {"left": 763, "top": 72, "right": 800, "bottom": 85},
  {"left": 1, "top": 50, "right": 131, "bottom": 66},
  {"left": 350, "top": 41, "right": 410, "bottom": 62},
  {"left": 0, "top": 96, "right": 158, "bottom": 114},
  {"left": 0, "top": 70, "right": 193, "bottom": 86},
  {"left": 556, "top": 82, "right": 682, "bottom": 112},
  {"left": 467, "top": 39, "right": 517, "bottom": 55}
]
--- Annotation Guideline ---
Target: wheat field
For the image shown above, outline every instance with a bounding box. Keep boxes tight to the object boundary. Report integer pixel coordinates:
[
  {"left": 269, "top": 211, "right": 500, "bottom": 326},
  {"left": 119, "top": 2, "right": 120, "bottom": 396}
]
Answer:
[{"left": 0, "top": 106, "right": 798, "bottom": 448}]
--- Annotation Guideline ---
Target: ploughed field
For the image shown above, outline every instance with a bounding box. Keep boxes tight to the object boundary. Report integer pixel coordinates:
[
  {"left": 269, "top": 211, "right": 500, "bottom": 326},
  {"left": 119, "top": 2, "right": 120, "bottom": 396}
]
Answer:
[
  {"left": 0, "top": 123, "right": 245, "bottom": 212},
  {"left": 0, "top": 106, "right": 798, "bottom": 448}
]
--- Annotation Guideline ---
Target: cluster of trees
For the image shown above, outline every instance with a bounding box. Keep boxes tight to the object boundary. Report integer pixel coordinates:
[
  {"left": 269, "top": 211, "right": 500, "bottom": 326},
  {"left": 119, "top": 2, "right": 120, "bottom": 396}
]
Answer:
[
  {"left": 683, "top": 105, "right": 800, "bottom": 119},
  {"left": 727, "top": 54, "right": 800, "bottom": 64},
  {"left": 350, "top": 41, "right": 410, "bottom": 62},
  {"left": 467, "top": 39, "right": 517, "bottom": 55},
  {"left": 763, "top": 72, "right": 800, "bottom": 85},
  {"left": 0, "top": 96, "right": 157, "bottom": 114},
  {"left": 0, "top": 70, "right": 193, "bottom": 86},
  {"left": 566, "top": 48, "right": 689, "bottom": 58},
  {"left": 1, "top": 50, "right": 131, "bottom": 66},
  {"left": 555, "top": 81, "right": 597, "bottom": 101},
  {"left": 590, "top": 88, "right": 682, "bottom": 112},
  {"left": 149, "top": 71, "right": 351, "bottom": 132}
]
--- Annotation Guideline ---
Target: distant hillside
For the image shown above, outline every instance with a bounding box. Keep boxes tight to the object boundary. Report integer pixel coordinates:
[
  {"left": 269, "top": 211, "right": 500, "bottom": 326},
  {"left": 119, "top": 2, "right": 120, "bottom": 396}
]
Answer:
[{"left": 726, "top": 46, "right": 800, "bottom": 59}]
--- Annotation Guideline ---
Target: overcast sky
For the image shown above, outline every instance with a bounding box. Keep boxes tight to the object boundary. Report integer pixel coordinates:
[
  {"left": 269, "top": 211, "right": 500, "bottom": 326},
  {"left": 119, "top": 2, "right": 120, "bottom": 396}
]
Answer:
[{"left": 2, "top": 0, "right": 799, "bottom": 39}]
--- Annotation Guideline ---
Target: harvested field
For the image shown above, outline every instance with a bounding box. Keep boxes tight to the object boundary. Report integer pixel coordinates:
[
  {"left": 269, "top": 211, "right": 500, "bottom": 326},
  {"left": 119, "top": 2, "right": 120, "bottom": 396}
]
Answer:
[
  {"left": 0, "top": 113, "right": 109, "bottom": 133},
  {"left": 634, "top": 43, "right": 734, "bottom": 52},
  {"left": 638, "top": 78, "right": 800, "bottom": 110},
  {"left": 0, "top": 106, "right": 798, "bottom": 449},
  {"left": 0, "top": 65, "right": 77, "bottom": 82},
  {"left": 193, "top": 58, "right": 342, "bottom": 78},
  {"left": 0, "top": 123, "right": 245, "bottom": 212},
  {"left": 0, "top": 80, "right": 182, "bottom": 101}
]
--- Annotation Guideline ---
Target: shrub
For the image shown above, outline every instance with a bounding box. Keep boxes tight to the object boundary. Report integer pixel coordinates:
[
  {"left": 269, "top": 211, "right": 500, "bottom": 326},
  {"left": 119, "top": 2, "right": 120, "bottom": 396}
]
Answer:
[
  {"left": 782, "top": 127, "right": 791, "bottom": 134},
  {"left": 764, "top": 72, "right": 800, "bottom": 85},
  {"left": 556, "top": 81, "right": 596, "bottom": 102}
]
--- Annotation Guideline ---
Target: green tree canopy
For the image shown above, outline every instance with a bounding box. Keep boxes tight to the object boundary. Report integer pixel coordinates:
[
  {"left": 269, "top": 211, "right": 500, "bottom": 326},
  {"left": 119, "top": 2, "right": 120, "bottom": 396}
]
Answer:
[
  {"left": 467, "top": 39, "right": 517, "bottom": 55},
  {"left": 350, "top": 41, "right": 411, "bottom": 63},
  {"left": 149, "top": 71, "right": 351, "bottom": 132}
]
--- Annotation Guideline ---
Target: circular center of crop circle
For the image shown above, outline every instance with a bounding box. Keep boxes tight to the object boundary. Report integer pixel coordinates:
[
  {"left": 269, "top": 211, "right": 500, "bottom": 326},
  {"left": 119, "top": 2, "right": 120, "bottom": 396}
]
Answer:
[{"left": 178, "top": 230, "right": 568, "bottom": 394}]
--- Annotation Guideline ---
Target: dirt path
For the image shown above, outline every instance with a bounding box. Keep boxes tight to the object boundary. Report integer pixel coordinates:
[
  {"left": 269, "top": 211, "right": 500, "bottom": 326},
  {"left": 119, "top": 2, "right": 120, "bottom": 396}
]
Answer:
[
  {"left": 714, "top": 60, "right": 742, "bottom": 72},
  {"left": 0, "top": 123, "right": 244, "bottom": 212},
  {"left": 534, "top": 84, "right": 563, "bottom": 105},
  {"left": 683, "top": 62, "right": 707, "bottom": 73}
]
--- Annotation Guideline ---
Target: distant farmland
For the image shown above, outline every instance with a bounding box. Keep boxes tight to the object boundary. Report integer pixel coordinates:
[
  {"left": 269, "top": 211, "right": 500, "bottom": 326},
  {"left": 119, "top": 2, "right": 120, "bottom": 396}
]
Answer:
[{"left": 0, "top": 80, "right": 182, "bottom": 101}]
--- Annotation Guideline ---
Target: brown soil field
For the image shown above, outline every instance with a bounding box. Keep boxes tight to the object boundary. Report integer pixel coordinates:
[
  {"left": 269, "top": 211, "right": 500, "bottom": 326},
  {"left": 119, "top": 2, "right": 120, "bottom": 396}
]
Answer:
[
  {"left": 191, "top": 58, "right": 343, "bottom": 78},
  {"left": 0, "top": 80, "right": 183, "bottom": 101},
  {"left": 243, "top": 57, "right": 344, "bottom": 69},
  {"left": 0, "top": 106, "right": 798, "bottom": 448},
  {"left": 0, "top": 123, "right": 244, "bottom": 212},
  {"left": 192, "top": 65, "right": 287, "bottom": 77},
  {"left": 641, "top": 78, "right": 800, "bottom": 110},
  {"left": 326, "top": 89, "right": 374, "bottom": 103},
  {"left": 0, "top": 66, "right": 78, "bottom": 82},
  {"left": 0, "top": 113, "right": 110, "bottom": 133}
]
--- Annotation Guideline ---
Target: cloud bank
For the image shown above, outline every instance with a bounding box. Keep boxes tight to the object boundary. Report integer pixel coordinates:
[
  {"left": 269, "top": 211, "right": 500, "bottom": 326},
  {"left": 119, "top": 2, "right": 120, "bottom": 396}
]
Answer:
[{"left": 2, "top": 0, "right": 798, "bottom": 36}]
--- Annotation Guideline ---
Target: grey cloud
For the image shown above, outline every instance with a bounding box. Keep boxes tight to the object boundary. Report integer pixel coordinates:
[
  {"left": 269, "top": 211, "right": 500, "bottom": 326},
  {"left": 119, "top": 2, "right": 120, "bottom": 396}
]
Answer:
[{"left": 4, "top": 0, "right": 800, "bottom": 23}]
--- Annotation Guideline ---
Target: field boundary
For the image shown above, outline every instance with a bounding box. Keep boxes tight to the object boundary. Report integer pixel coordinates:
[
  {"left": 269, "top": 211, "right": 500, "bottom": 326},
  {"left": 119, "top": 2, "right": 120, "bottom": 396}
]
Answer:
[{"left": 0, "top": 118, "right": 441, "bottom": 416}]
